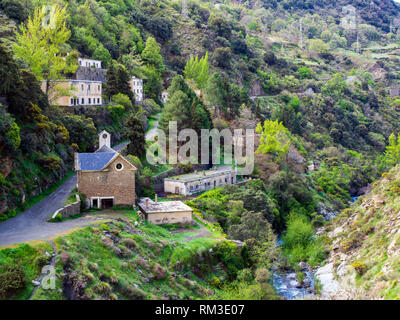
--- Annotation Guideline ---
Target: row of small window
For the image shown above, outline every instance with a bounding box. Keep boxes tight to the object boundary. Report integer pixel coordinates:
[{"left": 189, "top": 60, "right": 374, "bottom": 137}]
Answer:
[
  {"left": 189, "top": 178, "right": 232, "bottom": 191},
  {"left": 132, "top": 81, "right": 142, "bottom": 86},
  {"left": 75, "top": 84, "right": 101, "bottom": 92},
  {"left": 79, "top": 61, "right": 101, "bottom": 68},
  {"left": 135, "top": 89, "right": 143, "bottom": 93},
  {"left": 70, "top": 97, "right": 101, "bottom": 106}
]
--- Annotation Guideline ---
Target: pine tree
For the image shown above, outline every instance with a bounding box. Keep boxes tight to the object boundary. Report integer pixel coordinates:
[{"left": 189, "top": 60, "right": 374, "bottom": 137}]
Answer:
[
  {"left": 104, "top": 62, "right": 134, "bottom": 102},
  {"left": 126, "top": 111, "right": 146, "bottom": 159}
]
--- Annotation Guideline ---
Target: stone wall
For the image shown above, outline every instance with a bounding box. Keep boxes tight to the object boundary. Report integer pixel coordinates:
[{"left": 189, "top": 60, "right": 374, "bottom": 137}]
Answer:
[
  {"left": 52, "top": 194, "right": 81, "bottom": 219},
  {"left": 73, "top": 66, "right": 107, "bottom": 82}
]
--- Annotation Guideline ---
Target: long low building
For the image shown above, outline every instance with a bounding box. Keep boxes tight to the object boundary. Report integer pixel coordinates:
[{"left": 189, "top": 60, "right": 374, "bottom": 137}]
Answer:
[
  {"left": 138, "top": 197, "right": 193, "bottom": 225},
  {"left": 41, "top": 79, "right": 103, "bottom": 107},
  {"left": 164, "top": 167, "right": 236, "bottom": 196}
]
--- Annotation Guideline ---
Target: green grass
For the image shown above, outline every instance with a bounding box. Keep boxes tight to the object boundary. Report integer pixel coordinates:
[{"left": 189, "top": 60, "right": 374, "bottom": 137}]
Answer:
[{"left": 0, "top": 242, "right": 53, "bottom": 300}]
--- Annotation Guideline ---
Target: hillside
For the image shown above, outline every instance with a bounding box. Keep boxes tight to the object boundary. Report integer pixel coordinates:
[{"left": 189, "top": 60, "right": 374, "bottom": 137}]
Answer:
[
  {"left": 0, "top": 210, "right": 253, "bottom": 300},
  {"left": 2, "top": 0, "right": 400, "bottom": 301},
  {"left": 316, "top": 165, "right": 400, "bottom": 299}
]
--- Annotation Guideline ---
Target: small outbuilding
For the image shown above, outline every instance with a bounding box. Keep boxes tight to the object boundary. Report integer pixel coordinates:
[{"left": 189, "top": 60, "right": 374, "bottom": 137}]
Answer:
[{"left": 138, "top": 197, "right": 193, "bottom": 225}]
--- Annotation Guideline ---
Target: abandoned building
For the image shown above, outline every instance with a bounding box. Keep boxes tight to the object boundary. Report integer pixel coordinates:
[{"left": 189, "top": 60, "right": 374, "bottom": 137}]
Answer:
[
  {"left": 78, "top": 58, "right": 102, "bottom": 68},
  {"left": 164, "top": 167, "right": 237, "bottom": 196},
  {"left": 75, "top": 130, "right": 137, "bottom": 209},
  {"left": 42, "top": 80, "right": 103, "bottom": 107},
  {"left": 130, "top": 76, "right": 144, "bottom": 102},
  {"left": 41, "top": 57, "right": 106, "bottom": 107},
  {"left": 138, "top": 196, "right": 193, "bottom": 225}
]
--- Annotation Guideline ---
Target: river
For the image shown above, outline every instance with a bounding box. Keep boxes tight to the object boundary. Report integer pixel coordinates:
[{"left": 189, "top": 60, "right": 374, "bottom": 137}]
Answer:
[
  {"left": 273, "top": 269, "right": 314, "bottom": 300},
  {"left": 272, "top": 238, "right": 315, "bottom": 300}
]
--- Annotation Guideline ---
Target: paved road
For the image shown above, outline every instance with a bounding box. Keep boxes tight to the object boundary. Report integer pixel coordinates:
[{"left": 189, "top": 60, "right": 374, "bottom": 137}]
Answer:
[
  {"left": 145, "top": 113, "right": 161, "bottom": 141},
  {"left": 0, "top": 142, "right": 129, "bottom": 247}
]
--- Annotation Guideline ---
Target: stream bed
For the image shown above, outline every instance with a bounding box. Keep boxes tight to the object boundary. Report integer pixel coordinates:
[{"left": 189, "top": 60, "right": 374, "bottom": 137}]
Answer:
[{"left": 272, "top": 268, "right": 315, "bottom": 300}]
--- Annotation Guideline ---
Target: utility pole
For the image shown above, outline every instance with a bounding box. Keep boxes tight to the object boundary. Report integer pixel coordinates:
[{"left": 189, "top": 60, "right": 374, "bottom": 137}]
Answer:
[
  {"left": 299, "top": 18, "right": 303, "bottom": 49},
  {"left": 182, "top": 0, "right": 188, "bottom": 20},
  {"left": 355, "top": 9, "right": 360, "bottom": 55}
]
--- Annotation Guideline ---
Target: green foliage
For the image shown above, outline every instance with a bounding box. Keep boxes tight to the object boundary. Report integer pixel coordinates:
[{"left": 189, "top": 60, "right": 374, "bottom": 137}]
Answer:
[
  {"left": 206, "top": 73, "right": 249, "bottom": 119},
  {"left": 159, "top": 75, "right": 211, "bottom": 134},
  {"left": 57, "top": 114, "right": 96, "bottom": 152},
  {"left": 351, "top": 261, "right": 367, "bottom": 275},
  {"left": 106, "top": 105, "right": 126, "bottom": 126},
  {"left": 297, "top": 66, "right": 312, "bottom": 79},
  {"left": 0, "top": 243, "right": 51, "bottom": 299},
  {"left": 212, "top": 241, "right": 246, "bottom": 279},
  {"left": 282, "top": 214, "right": 326, "bottom": 267},
  {"left": 184, "top": 52, "right": 209, "bottom": 89},
  {"left": 13, "top": 5, "right": 76, "bottom": 97},
  {"left": 322, "top": 73, "right": 347, "bottom": 99},
  {"left": 383, "top": 133, "right": 400, "bottom": 167},
  {"left": 212, "top": 47, "right": 232, "bottom": 69},
  {"left": 126, "top": 112, "right": 146, "bottom": 159},
  {"left": 256, "top": 120, "right": 290, "bottom": 162},
  {"left": 5, "top": 120, "right": 21, "bottom": 151},
  {"left": 111, "top": 93, "right": 133, "bottom": 111},
  {"left": 141, "top": 37, "right": 164, "bottom": 73},
  {"left": 104, "top": 62, "right": 134, "bottom": 102}
]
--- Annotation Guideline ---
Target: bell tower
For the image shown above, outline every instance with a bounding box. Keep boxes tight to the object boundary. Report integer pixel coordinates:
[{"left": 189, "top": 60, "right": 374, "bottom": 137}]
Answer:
[{"left": 99, "top": 130, "right": 111, "bottom": 149}]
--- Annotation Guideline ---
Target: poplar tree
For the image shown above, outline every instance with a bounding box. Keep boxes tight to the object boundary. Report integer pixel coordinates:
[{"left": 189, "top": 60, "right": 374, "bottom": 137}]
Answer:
[{"left": 13, "top": 5, "right": 77, "bottom": 98}]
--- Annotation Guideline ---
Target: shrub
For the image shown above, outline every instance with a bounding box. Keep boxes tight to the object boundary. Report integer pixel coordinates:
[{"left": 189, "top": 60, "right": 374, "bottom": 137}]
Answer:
[
  {"left": 351, "top": 261, "right": 367, "bottom": 275},
  {"left": 237, "top": 268, "right": 253, "bottom": 284},
  {"left": 0, "top": 263, "right": 26, "bottom": 299}
]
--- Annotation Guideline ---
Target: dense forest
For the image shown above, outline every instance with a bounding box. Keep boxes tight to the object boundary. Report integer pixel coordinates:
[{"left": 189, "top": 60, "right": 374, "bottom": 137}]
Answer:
[{"left": 2, "top": 0, "right": 400, "bottom": 300}]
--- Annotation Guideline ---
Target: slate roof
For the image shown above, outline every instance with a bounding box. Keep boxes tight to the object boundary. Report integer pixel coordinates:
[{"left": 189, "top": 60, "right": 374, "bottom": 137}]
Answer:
[
  {"left": 96, "top": 145, "right": 116, "bottom": 153},
  {"left": 77, "top": 149, "right": 117, "bottom": 171}
]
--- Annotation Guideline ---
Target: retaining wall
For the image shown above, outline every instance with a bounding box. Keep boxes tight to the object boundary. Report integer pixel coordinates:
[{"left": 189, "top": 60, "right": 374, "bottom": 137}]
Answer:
[{"left": 52, "top": 194, "right": 81, "bottom": 220}]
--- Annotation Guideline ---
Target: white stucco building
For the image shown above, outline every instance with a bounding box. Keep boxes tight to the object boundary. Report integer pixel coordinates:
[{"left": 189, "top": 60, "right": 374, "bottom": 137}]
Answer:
[
  {"left": 164, "top": 167, "right": 237, "bottom": 196},
  {"left": 130, "top": 76, "right": 144, "bottom": 102},
  {"left": 78, "top": 58, "right": 102, "bottom": 68}
]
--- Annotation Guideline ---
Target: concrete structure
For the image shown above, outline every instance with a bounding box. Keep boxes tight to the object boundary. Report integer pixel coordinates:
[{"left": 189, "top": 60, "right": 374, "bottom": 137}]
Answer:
[
  {"left": 138, "top": 197, "right": 193, "bottom": 225},
  {"left": 75, "top": 131, "right": 137, "bottom": 209},
  {"left": 164, "top": 167, "right": 236, "bottom": 196},
  {"left": 42, "top": 80, "right": 103, "bottom": 107},
  {"left": 130, "top": 76, "right": 144, "bottom": 102},
  {"left": 78, "top": 58, "right": 102, "bottom": 68}
]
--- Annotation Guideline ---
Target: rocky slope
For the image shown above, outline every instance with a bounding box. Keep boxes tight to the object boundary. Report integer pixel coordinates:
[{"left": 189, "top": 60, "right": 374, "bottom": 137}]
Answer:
[{"left": 316, "top": 165, "right": 400, "bottom": 299}]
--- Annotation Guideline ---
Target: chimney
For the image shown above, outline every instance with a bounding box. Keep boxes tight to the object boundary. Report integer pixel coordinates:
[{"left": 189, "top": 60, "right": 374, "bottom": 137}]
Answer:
[
  {"left": 155, "top": 194, "right": 158, "bottom": 203},
  {"left": 145, "top": 198, "right": 149, "bottom": 210}
]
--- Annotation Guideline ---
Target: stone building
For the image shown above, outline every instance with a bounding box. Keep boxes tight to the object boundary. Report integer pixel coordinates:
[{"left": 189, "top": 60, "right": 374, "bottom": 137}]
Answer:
[
  {"left": 164, "top": 167, "right": 236, "bottom": 196},
  {"left": 75, "top": 130, "right": 136, "bottom": 209},
  {"left": 130, "top": 76, "right": 144, "bottom": 102},
  {"left": 42, "top": 80, "right": 103, "bottom": 107},
  {"left": 41, "top": 57, "right": 106, "bottom": 107},
  {"left": 138, "top": 197, "right": 193, "bottom": 225}
]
